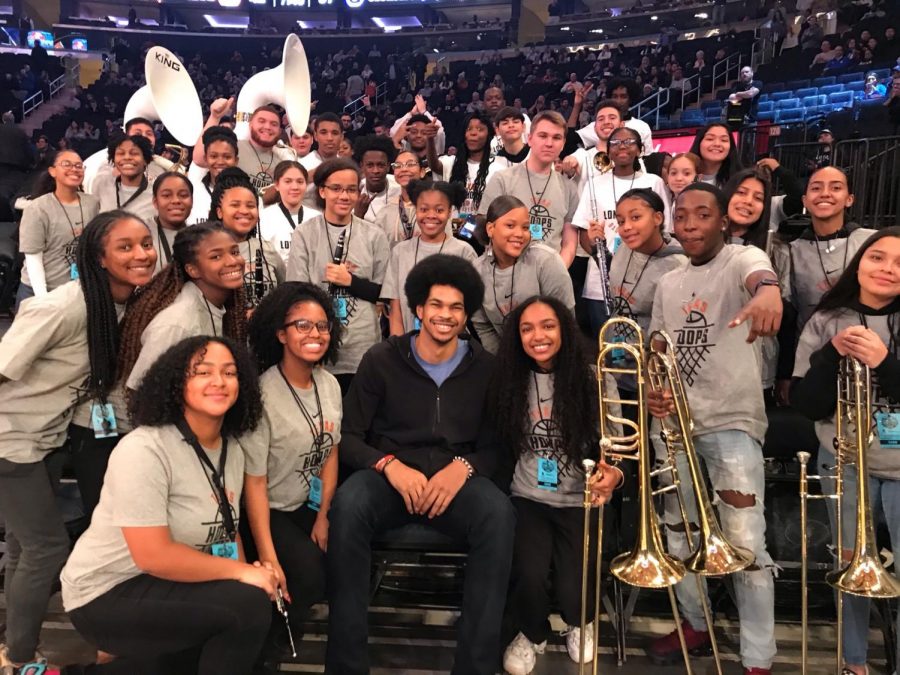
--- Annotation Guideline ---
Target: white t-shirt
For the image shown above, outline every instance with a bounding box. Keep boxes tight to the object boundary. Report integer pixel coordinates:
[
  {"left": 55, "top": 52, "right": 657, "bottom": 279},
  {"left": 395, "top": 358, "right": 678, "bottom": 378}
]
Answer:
[
  {"left": 572, "top": 171, "right": 671, "bottom": 300},
  {"left": 259, "top": 202, "right": 322, "bottom": 264}
]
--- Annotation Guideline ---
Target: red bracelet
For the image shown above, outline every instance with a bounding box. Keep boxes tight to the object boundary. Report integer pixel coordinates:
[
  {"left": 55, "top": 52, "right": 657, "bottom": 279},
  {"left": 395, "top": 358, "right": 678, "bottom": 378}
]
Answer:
[{"left": 374, "top": 454, "right": 396, "bottom": 473}]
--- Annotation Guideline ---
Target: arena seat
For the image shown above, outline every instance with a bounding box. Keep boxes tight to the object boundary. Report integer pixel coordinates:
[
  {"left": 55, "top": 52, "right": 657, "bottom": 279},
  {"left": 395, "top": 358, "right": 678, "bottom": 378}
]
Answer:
[
  {"left": 771, "top": 90, "right": 794, "bottom": 102},
  {"left": 812, "top": 76, "right": 837, "bottom": 87},
  {"left": 795, "top": 87, "right": 818, "bottom": 99},
  {"left": 828, "top": 90, "right": 854, "bottom": 108},
  {"left": 819, "top": 83, "right": 845, "bottom": 96},
  {"left": 775, "top": 97, "right": 801, "bottom": 110},
  {"left": 776, "top": 107, "right": 805, "bottom": 123}
]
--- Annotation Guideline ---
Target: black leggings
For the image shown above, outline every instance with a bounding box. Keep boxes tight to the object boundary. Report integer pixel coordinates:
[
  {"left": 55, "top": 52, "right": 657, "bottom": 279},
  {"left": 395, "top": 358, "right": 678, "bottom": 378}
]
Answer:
[
  {"left": 69, "top": 424, "right": 120, "bottom": 519},
  {"left": 270, "top": 504, "right": 326, "bottom": 633},
  {"left": 68, "top": 575, "right": 272, "bottom": 675}
]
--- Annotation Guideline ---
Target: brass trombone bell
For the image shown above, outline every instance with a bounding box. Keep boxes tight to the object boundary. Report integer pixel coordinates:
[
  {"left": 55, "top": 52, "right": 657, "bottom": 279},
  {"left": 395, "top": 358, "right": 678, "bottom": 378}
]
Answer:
[{"left": 594, "top": 150, "right": 612, "bottom": 173}]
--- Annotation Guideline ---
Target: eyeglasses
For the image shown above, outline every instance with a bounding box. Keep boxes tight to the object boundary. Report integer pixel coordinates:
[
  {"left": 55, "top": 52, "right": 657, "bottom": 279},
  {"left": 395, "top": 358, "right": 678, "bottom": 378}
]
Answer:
[
  {"left": 323, "top": 184, "right": 360, "bottom": 196},
  {"left": 283, "top": 319, "right": 333, "bottom": 334},
  {"left": 391, "top": 160, "right": 421, "bottom": 170},
  {"left": 608, "top": 139, "right": 638, "bottom": 149},
  {"left": 56, "top": 160, "right": 85, "bottom": 170}
]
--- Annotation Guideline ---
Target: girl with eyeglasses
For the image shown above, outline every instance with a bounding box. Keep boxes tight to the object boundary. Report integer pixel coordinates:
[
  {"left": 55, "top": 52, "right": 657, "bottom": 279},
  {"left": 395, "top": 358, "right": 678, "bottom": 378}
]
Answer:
[
  {"left": 376, "top": 150, "right": 427, "bottom": 246},
  {"left": 285, "top": 158, "right": 391, "bottom": 394},
  {"left": 259, "top": 161, "right": 321, "bottom": 264},
  {"left": 243, "top": 282, "right": 344, "bottom": 651},
  {"left": 16, "top": 150, "right": 100, "bottom": 311},
  {"left": 572, "top": 126, "right": 670, "bottom": 333}
]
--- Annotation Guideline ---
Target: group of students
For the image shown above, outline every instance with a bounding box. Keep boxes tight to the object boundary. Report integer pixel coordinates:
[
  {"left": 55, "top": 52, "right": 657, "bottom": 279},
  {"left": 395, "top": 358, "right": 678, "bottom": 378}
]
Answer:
[{"left": 0, "top": 92, "right": 897, "bottom": 675}]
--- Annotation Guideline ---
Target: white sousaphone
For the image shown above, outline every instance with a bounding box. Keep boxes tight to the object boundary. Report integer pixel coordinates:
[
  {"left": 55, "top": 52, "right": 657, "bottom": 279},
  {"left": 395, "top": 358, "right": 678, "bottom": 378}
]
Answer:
[
  {"left": 234, "top": 34, "right": 311, "bottom": 142},
  {"left": 83, "top": 45, "right": 203, "bottom": 189}
]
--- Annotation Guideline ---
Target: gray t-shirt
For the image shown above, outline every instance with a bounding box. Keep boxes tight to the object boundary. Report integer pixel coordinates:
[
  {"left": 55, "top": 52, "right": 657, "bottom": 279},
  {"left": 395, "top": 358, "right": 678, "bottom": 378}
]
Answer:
[
  {"left": 126, "top": 281, "right": 227, "bottom": 391},
  {"left": 92, "top": 175, "right": 156, "bottom": 226},
  {"left": 375, "top": 194, "right": 419, "bottom": 247},
  {"left": 0, "top": 282, "right": 89, "bottom": 463},
  {"left": 150, "top": 223, "right": 179, "bottom": 273},
  {"left": 381, "top": 236, "right": 478, "bottom": 334},
  {"left": 649, "top": 244, "right": 773, "bottom": 443},
  {"left": 788, "top": 227, "right": 876, "bottom": 330},
  {"left": 236, "top": 235, "right": 286, "bottom": 310},
  {"left": 285, "top": 215, "right": 390, "bottom": 375},
  {"left": 794, "top": 307, "right": 900, "bottom": 480},
  {"left": 478, "top": 164, "right": 579, "bottom": 255},
  {"left": 19, "top": 192, "right": 101, "bottom": 290},
  {"left": 510, "top": 371, "right": 586, "bottom": 507},
  {"left": 243, "top": 366, "right": 343, "bottom": 511},
  {"left": 472, "top": 243, "right": 576, "bottom": 354},
  {"left": 237, "top": 140, "right": 295, "bottom": 192},
  {"left": 608, "top": 240, "right": 685, "bottom": 392},
  {"left": 60, "top": 425, "right": 245, "bottom": 611}
]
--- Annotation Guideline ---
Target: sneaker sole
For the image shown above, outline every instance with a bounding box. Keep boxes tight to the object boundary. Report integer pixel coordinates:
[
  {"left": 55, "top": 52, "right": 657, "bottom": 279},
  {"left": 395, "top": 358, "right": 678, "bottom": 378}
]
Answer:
[{"left": 648, "top": 644, "right": 713, "bottom": 665}]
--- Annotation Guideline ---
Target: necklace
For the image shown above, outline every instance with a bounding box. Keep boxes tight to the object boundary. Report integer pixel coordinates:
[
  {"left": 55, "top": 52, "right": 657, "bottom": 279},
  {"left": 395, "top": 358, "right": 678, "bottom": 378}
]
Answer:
[
  {"left": 53, "top": 192, "right": 84, "bottom": 239},
  {"left": 813, "top": 230, "right": 850, "bottom": 290},
  {"left": 618, "top": 240, "right": 665, "bottom": 307},
  {"left": 414, "top": 234, "right": 446, "bottom": 265},
  {"left": 277, "top": 365, "right": 324, "bottom": 443}
]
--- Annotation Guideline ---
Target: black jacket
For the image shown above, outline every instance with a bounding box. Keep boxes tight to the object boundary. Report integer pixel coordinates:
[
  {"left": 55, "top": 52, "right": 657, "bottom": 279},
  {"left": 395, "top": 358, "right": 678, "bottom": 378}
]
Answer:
[{"left": 341, "top": 333, "right": 500, "bottom": 478}]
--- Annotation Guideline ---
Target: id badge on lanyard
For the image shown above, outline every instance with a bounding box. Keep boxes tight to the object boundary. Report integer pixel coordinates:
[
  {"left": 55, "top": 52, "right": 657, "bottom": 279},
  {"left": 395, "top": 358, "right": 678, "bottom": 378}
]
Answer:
[
  {"left": 90, "top": 402, "right": 118, "bottom": 439},
  {"left": 875, "top": 411, "right": 900, "bottom": 448},
  {"left": 537, "top": 457, "right": 559, "bottom": 492},
  {"left": 308, "top": 476, "right": 323, "bottom": 511}
]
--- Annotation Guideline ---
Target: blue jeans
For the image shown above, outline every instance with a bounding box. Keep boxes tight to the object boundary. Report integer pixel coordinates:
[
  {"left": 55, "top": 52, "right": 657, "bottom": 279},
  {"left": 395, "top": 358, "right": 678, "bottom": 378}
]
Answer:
[
  {"left": 658, "top": 429, "right": 776, "bottom": 670},
  {"left": 586, "top": 299, "right": 610, "bottom": 338},
  {"left": 839, "top": 465, "right": 900, "bottom": 668},
  {"left": 325, "top": 470, "right": 515, "bottom": 674}
]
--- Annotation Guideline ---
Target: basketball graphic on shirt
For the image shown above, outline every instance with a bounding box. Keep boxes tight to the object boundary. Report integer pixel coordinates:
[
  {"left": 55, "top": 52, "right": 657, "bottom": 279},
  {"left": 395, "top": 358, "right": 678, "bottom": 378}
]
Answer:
[
  {"left": 251, "top": 170, "right": 274, "bottom": 192},
  {"left": 528, "top": 415, "right": 574, "bottom": 478},
  {"left": 611, "top": 295, "right": 637, "bottom": 335},
  {"left": 63, "top": 236, "right": 81, "bottom": 266},
  {"left": 201, "top": 499, "right": 239, "bottom": 550},
  {"left": 297, "top": 431, "right": 335, "bottom": 489},
  {"left": 528, "top": 204, "right": 553, "bottom": 241},
  {"left": 673, "top": 309, "right": 716, "bottom": 387}
]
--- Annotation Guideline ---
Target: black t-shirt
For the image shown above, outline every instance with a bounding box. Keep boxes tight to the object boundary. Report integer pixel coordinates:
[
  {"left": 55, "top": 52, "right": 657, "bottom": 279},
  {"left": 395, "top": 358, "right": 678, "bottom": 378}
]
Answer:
[{"left": 731, "top": 79, "right": 762, "bottom": 118}]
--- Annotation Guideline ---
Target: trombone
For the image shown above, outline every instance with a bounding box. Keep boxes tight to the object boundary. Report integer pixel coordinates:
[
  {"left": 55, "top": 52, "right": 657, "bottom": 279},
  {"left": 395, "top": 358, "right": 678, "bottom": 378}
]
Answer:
[
  {"left": 797, "top": 356, "right": 900, "bottom": 675},
  {"left": 579, "top": 318, "right": 752, "bottom": 675}
]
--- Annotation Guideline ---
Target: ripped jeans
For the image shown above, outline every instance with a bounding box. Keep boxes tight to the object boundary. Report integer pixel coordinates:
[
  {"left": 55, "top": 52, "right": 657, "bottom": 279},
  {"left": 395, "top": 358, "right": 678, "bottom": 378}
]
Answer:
[{"left": 659, "top": 429, "right": 776, "bottom": 670}]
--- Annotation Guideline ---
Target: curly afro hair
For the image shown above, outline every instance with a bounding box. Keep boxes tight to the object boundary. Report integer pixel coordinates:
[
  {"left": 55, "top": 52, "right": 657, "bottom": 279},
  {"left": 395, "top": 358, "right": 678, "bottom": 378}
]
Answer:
[
  {"left": 248, "top": 281, "right": 342, "bottom": 370},
  {"left": 404, "top": 253, "right": 484, "bottom": 318},
  {"left": 129, "top": 335, "right": 262, "bottom": 438}
]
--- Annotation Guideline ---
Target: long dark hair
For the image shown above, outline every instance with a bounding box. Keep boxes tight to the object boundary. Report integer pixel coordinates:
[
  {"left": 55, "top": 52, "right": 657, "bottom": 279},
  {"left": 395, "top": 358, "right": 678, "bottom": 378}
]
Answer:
[
  {"left": 77, "top": 211, "right": 148, "bottom": 402},
  {"left": 29, "top": 150, "right": 83, "bottom": 199},
  {"left": 248, "top": 281, "right": 342, "bottom": 370},
  {"left": 723, "top": 167, "right": 772, "bottom": 251},
  {"left": 117, "top": 221, "right": 247, "bottom": 384},
  {"left": 814, "top": 227, "right": 900, "bottom": 314},
  {"left": 449, "top": 112, "right": 495, "bottom": 211},
  {"left": 489, "top": 295, "right": 597, "bottom": 467},
  {"left": 688, "top": 122, "right": 743, "bottom": 188},
  {"left": 129, "top": 335, "right": 262, "bottom": 436}
]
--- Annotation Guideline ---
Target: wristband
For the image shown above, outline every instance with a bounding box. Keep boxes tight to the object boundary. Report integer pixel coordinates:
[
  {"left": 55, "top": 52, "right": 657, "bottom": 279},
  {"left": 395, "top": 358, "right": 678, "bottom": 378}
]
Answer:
[
  {"left": 374, "top": 454, "right": 395, "bottom": 474},
  {"left": 753, "top": 277, "right": 779, "bottom": 295},
  {"left": 452, "top": 456, "right": 475, "bottom": 479}
]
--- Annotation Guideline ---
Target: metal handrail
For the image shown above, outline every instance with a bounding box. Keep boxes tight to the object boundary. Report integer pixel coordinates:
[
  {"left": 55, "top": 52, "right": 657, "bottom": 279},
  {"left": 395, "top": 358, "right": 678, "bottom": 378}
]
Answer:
[
  {"left": 681, "top": 72, "right": 701, "bottom": 110},
  {"left": 343, "top": 81, "right": 387, "bottom": 116},
  {"left": 630, "top": 88, "right": 670, "bottom": 130},
  {"left": 22, "top": 69, "right": 74, "bottom": 119},
  {"left": 711, "top": 51, "right": 742, "bottom": 97}
]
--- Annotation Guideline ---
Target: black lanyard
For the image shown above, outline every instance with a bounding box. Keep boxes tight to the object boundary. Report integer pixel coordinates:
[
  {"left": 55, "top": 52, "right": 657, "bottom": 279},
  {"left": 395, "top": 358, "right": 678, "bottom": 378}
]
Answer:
[
  {"left": 53, "top": 193, "right": 85, "bottom": 239},
  {"left": 176, "top": 419, "right": 235, "bottom": 542},
  {"left": 858, "top": 312, "right": 898, "bottom": 357},
  {"left": 617, "top": 241, "right": 665, "bottom": 307},
  {"left": 277, "top": 365, "right": 323, "bottom": 443},
  {"left": 813, "top": 232, "right": 850, "bottom": 290},
  {"left": 414, "top": 234, "right": 446, "bottom": 266},
  {"left": 523, "top": 164, "right": 554, "bottom": 211},
  {"left": 154, "top": 218, "right": 173, "bottom": 264},
  {"left": 115, "top": 175, "right": 149, "bottom": 209},
  {"left": 399, "top": 200, "right": 415, "bottom": 240},
  {"left": 279, "top": 202, "right": 303, "bottom": 230}
]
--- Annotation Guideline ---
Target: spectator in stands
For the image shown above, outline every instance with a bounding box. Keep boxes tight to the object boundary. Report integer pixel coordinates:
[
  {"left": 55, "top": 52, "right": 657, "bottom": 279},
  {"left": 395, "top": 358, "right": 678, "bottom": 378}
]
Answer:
[
  {"left": 823, "top": 45, "right": 852, "bottom": 73},
  {"left": 289, "top": 125, "right": 314, "bottom": 159},
  {"left": 32, "top": 134, "right": 52, "bottom": 167},
  {"left": 560, "top": 73, "right": 582, "bottom": 94},
  {"left": 862, "top": 71, "right": 887, "bottom": 99},
  {"left": 800, "top": 15, "right": 825, "bottom": 50},
  {"left": 810, "top": 40, "right": 836, "bottom": 70},
  {"left": 689, "top": 122, "right": 743, "bottom": 188},
  {"left": 880, "top": 26, "right": 900, "bottom": 62},
  {"left": 727, "top": 65, "right": 762, "bottom": 122},
  {"left": 300, "top": 113, "right": 344, "bottom": 178},
  {"left": 61, "top": 335, "right": 276, "bottom": 675},
  {"left": 493, "top": 107, "right": 530, "bottom": 168},
  {"left": 886, "top": 69, "right": 900, "bottom": 128}
]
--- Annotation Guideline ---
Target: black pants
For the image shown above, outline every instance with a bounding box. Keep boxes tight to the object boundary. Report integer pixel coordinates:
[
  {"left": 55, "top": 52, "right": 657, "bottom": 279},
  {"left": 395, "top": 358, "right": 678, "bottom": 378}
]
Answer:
[
  {"left": 270, "top": 504, "right": 326, "bottom": 634},
  {"left": 69, "top": 424, "right": 121, "bottom": 520},
  {"left": 568, "top": 256, "right": 591, "bottom": 339},
  {"left": 68, "top": 575, "right": 272, "bottom": 675},
  {"left": 506, "top": 496, "right": 597, "bottom": 645},
  {"left": 325, "top": 470, "right": 516, "bottom": 675}
]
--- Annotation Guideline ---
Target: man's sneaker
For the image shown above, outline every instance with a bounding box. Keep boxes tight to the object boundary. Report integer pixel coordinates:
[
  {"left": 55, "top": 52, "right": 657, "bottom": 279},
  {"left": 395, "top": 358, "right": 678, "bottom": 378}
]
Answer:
[
  {"left": 648, "top": 619, "right": 712, "bottom": 664},
  {"left": 502, "top": 632, "right": 546, "bottom": 675},
  {"left": 565, "top": 624, "right": 595, "bottom": 664},
  {"left": 743, "top": 668, "right": 772, "bottom": 675}
]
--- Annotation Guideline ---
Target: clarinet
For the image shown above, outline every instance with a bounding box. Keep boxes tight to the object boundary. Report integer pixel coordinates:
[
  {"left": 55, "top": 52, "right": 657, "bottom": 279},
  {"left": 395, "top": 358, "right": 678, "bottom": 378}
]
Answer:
[
  {"left": 328, "top": 229, "right": 346, "bottom": 297},
  {"left": 593, "top": 237, "right": 612, "bottom": 316}
]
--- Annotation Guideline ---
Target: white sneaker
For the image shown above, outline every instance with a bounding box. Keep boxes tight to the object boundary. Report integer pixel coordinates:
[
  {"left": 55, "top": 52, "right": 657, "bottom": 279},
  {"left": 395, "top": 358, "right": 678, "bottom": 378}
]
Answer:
[
  {"left": 503, "top": 632, "right": 546, "bottom": 675},
  {"left": 565, "top": 624, "right": 595, "bottom": 664}
]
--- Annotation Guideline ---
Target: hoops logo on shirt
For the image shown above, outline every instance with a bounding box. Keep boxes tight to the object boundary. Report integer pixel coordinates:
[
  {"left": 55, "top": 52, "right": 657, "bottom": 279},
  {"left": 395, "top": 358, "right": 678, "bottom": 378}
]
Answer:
[
  {"left": 527, "top": 404, "right": 575, "bottom": 480},
  {"left": 674, "top": 298, "right": 716, "bottom": 387}
]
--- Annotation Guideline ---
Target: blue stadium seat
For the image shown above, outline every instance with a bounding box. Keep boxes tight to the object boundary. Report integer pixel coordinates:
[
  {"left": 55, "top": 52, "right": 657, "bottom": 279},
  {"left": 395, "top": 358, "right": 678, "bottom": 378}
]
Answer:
[
  {"left": 838, "top": 72, "right": 861, "bottom": 85},
  {"left": 873, "top": 68, "right": 891, "bottom": 80},
  {"left": 763, "top": 82, "right": 785, "bottom": 93},
  {"left": 795, "top": 87, "right": 818, "bottom": 99},
  {"left": 812, "top": 76, "right": 837, "bottom": 87},
  {"left": 702, "top": 99, "right": 723, "bottom": 110},
  {"left": 819, "top": 84, "right": 845, "bottom": 96},
  {"left": 757, "top": 100, "right": 774, "bottom": 113},
  {"left": 775, "top": 97, "right": 800, "bottom": 110},
  {"left": 771, "top": 91, "right": 794, "bottom": 102},
  {"left": 828, "top": 91, "right": 854, "bottom": 108},
  {"left": 704, "top": 108, "right": 723, "bottom": 120},
  {"left": 845, "top": 81, "right": 865, "bottom": 93},
  {"left": 680, "top": 109, "right": 704, "bottom": 124},
  {"left": 757, "top": 109, "right": 776, "bottom": 122},
  {"left": 759, "top": 93, "right": 770, "bottom": 102},
  {"left": 801, "top": 94, "right": 828, "bottom": 108},
  {"left": 776, "top": 108, "right": 805, "bottom": 123},
  {"left": 785, "top": 79, "right": 811, "bottom": 90}
]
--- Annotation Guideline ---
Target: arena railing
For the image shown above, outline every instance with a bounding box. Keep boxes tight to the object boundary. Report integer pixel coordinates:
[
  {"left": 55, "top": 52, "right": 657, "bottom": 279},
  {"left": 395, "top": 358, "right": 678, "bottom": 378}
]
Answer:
[
  {"left": 22, "top": 67, "right": 73, "bottom": 119},
  {"left": 631, "top": 88, "right": 670, "bottom": 129},
  {"left": 834, "top": 136, "right": 900, "bottom": 229},
  {"left": 739, "top": 121, "right": 811, "bottom": 166},
  {"left": 343, "top": 82, "right": 388, "bottom": 116}
]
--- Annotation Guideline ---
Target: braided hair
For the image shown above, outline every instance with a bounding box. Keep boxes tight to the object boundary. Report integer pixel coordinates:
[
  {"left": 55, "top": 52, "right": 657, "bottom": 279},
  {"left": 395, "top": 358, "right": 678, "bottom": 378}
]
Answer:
[
  {"left": 77, "top": 210, "right": 148, "bottom": 403},
  {"left": 117, "top": 221, "right": 248, "bottom": 384},
  {"left": 449, "top": 112, "right": 495, "bottom": 211}
]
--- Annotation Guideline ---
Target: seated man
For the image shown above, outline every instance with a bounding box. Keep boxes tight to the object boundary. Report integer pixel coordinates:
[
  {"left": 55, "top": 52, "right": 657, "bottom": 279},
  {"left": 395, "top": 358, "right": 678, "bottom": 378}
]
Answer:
[{"left": 326, "top": 255, "right": 515, "bottom": 675}]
